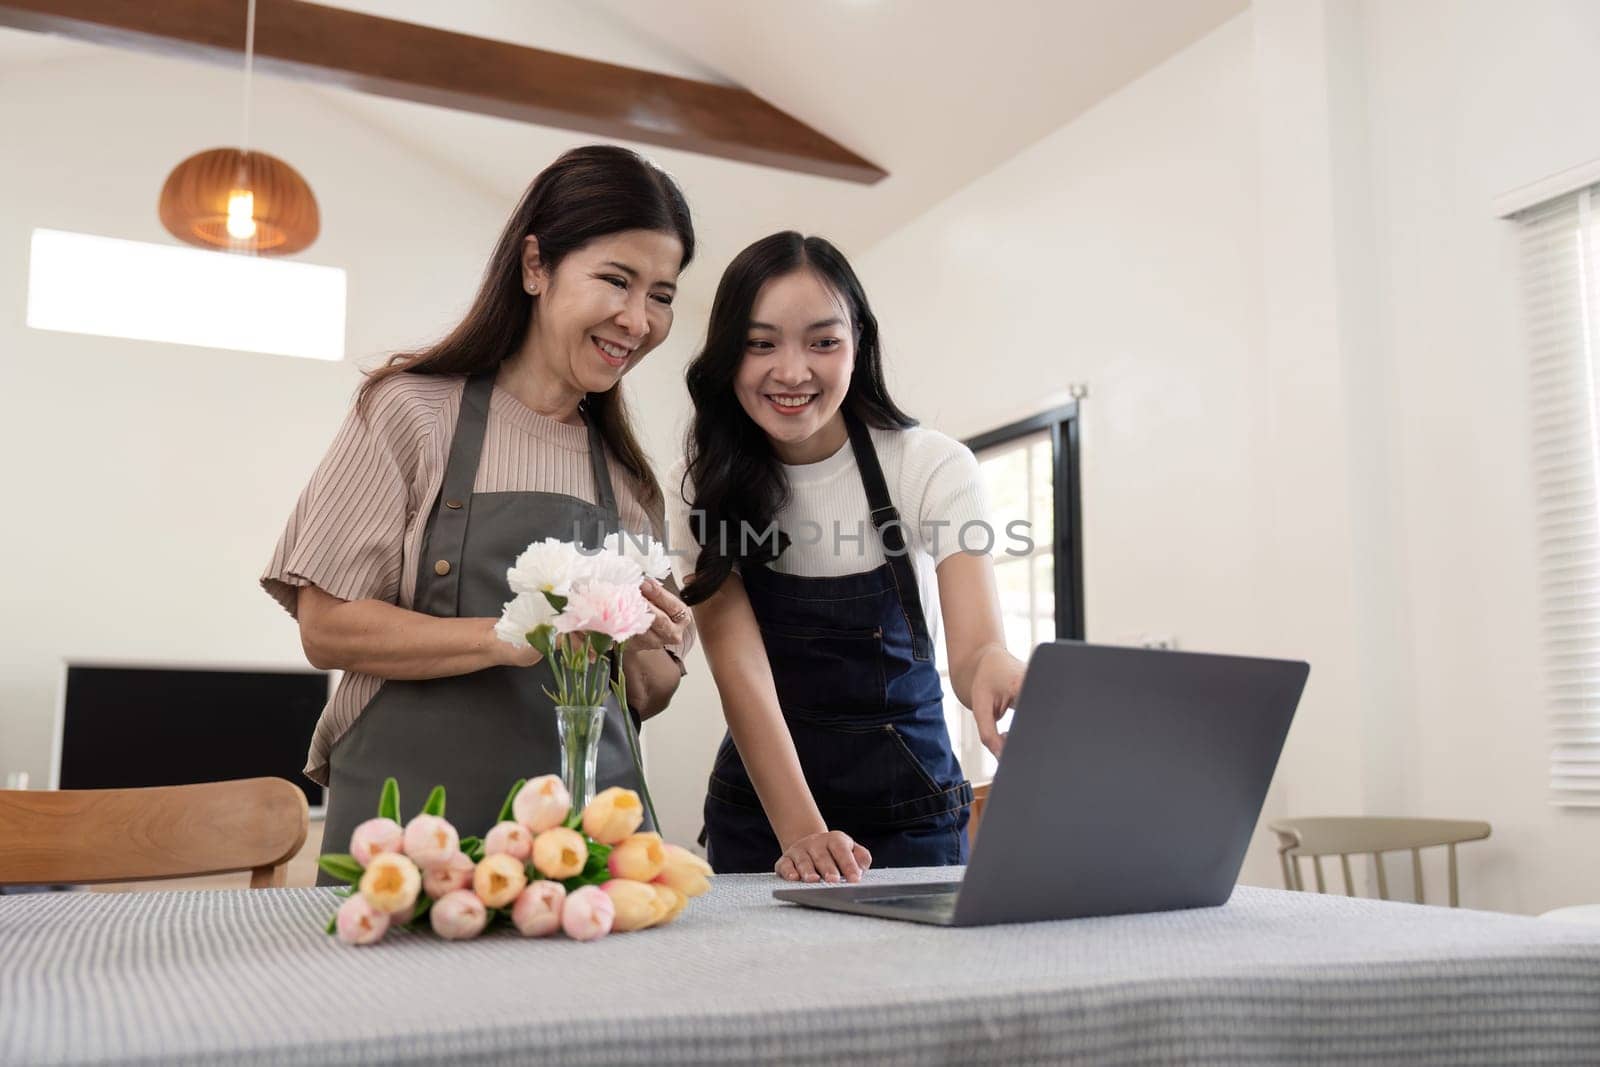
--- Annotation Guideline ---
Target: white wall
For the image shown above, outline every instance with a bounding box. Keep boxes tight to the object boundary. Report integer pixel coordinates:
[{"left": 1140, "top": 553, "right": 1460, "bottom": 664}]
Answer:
[
  {"left": 0, "top": 47, "right": 504, "bottom": 791},
  {"left": 854, "top": 0, "right": 1600, "bottom": 911},
  {"left": 1356, "top": 0, "right": 1600, "bottom": 913}
]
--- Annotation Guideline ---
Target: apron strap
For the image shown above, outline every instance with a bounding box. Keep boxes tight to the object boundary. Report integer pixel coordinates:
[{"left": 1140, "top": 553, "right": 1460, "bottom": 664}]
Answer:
[
  {"left": 845, "top": 410, "right": 935, "bottom": 661},
  {"left": 580, "top": 397, "right": 620, "bottom": 523},
  {"left": 416, "top": 371, "right": 495, "bottom": 618}
]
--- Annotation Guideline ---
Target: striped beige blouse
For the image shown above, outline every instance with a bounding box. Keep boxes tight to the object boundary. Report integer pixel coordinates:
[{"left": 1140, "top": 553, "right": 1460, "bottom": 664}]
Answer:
[{"left": 262, "top": 371, "right": 682, "bottom": 787}]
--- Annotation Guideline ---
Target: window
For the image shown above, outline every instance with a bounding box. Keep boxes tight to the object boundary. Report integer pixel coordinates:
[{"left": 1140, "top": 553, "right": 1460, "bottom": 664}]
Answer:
[
  {"left": 1513, "top": 183, "right": 1600, "bottom": 807},
  {"left": 937, "top": 404, "right": 1084, "bottom": 778},
  {"left": 26, "top": 228, "right": 346, "bottom": 361}
]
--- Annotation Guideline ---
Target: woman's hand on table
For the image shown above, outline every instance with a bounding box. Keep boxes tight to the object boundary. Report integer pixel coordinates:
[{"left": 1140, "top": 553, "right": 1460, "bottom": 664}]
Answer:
[{"left": 776, "top": 830, "right": 872, "bottom": 883}]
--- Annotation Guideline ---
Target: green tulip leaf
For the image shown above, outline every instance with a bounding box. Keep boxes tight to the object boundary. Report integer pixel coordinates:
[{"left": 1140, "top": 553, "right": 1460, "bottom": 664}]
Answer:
[
  {"left": 378, "top": 778, "right": 400, "bottom": 822},
  {"left": 421, "top": 785, "right": 446, "bottom": 818},
  {"left": 495, "top": 779, "right": 526, "bottom": 825},
  {"left": 317, "top": 854, "right": 364, "bottom": 887},
  {"left": 324, "top": 912, "right": 338, "bottom": 935},
  {"left": 411, "top": 895, "right": 433, "bottom": 924}
]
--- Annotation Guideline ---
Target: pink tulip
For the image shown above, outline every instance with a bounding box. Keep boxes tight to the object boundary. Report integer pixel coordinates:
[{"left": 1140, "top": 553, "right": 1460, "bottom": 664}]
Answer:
[
  {"left": 473, "top": 853, "right": 528, "bottom": 909},
  {"left": 654, "top": 844, "right": 713, "bottom": 898},
  {"left": 348, "top": 817, "right": 404, "bottom": 867},
  {"left": 582, "top": 787, "right": 644, "bottom": 845},
  {"left": 553, "top": 580, "right": 654, "bottom": 643},
  {"left": 532, "top": 827, "right": 589, "bottom": 880},
  {"left": 402, "top": 814, "right": 460, "bottom": 870},
  {"left": 511, "top": 880, "right": 567, "bottom": 937},
  {"left": 562, "top": 884, "right": 614, "bottom": 941},
  {"left": 652, "top": 883, "right": 689, "bottom": 926},
  {"left": 430, "top": 889, "right": 488, "bottom": 940},
  {"left": 602, "top": 878, "right": 670, "bottom": 932},
  {"left": 483, "top": 821, "right": 534, "bottom": 861},
  {"left": 512, "top": 774, "right": 571, "bottom": 834},
  {"left": 335, "top": 893, "right": 390, "bottom": 945},
  {"left": 422, "top": 851, "right": 474, "bottom": 899},
  {"left": 358, "top": 852, "right": 422, "bottom": 915},
  {"left": 608, "top": 832, "right": 666, "bottom": 881}
]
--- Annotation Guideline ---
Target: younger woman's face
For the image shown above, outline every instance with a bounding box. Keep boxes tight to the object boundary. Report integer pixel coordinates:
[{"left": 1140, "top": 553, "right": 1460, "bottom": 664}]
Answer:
[{"left": 734, "top": 269, "right": 855, "bottom": 463}]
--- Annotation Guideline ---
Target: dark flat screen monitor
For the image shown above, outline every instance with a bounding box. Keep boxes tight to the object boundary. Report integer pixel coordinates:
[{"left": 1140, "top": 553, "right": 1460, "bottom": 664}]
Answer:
[{"left": 52, "top": 662, "right": 328, "bottom": 810}]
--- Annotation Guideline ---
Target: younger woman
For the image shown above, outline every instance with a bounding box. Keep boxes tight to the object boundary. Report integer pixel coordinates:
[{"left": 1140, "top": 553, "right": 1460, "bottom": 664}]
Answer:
[{"left": 671, "top": 233, "right": 1026, "bottom": 882}]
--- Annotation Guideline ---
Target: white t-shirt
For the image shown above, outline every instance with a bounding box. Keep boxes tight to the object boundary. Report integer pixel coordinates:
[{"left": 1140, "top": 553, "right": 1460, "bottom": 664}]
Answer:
[{"left": 666, "top": 425, "right": 988, "bottom": 651}]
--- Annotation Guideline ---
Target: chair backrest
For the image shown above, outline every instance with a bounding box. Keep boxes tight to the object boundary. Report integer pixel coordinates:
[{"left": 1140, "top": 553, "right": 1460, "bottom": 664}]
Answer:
[
  {"left": 968, "top": 781, "right": 992, "bottom": 848},
  {"left": 0, "top": 777, "right": 309, "bottom": 888},
  {"left": 1268, "top": 816, "right": 1490, "bottom": 907}
]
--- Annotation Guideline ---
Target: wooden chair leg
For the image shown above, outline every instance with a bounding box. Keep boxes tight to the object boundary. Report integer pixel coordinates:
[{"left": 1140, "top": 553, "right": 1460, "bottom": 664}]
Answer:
[
  {"left": 1411, "top": 848, "right": 1425, "bottom": 905},
  {"left": 1447, "top": 844, "right": 1459, "bottom": 908},
  {"left": 250, "top": 863, "right": 286, "bottom": 889},
  {"left": 1373, "top": 853, "right": 1389, "bottom": 901},
  {"left": 1339, "top": 853, "right": 1355, "bottom": 896}
]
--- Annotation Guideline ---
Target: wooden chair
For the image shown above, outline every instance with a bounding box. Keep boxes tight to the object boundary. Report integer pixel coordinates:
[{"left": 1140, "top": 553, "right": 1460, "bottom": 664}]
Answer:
[
  {"left": 968, "top": 780, "right": 992, "bottom": 848},
  {"left": 1269, "top": 816, "right": 1490, "bottom": 907},
  {"left": 0, "top": 777, "right": 309, "bottom": 889}
]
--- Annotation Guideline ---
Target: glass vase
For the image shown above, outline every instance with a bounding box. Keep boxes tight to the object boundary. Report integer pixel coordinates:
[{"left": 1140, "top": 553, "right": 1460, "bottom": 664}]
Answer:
[{"left": 556, "top": 704, "right": 607, "bottom": 813}]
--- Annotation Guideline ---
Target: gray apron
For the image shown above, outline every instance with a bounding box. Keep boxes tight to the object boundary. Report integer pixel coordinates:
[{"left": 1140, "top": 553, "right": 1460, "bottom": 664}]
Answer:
[{"left": 317, "top": 372, "right": 649, "bottom": 883}]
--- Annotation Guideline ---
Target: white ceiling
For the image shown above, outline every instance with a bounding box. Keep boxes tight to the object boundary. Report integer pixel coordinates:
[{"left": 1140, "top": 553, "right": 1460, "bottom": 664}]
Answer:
[{"left": 0, "top": 0, "right": 1246, "bottom": 316}]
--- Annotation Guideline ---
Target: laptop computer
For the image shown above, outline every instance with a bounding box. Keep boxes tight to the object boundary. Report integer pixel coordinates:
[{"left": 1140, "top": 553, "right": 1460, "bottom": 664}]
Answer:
[{"left": 773, "top": 641, "right": 1308, "bottom": 926}]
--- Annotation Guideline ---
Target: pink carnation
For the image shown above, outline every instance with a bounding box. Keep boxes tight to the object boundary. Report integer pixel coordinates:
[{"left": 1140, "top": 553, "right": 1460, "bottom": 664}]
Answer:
[{"left": 553, "top": 580, "right": 653, "bottom": 643}]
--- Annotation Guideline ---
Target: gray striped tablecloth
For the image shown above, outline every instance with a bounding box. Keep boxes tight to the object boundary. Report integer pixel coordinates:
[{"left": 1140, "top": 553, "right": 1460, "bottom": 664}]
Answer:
[{"left": 3, "top": 868, "right": 1600, "bottom": 1065}]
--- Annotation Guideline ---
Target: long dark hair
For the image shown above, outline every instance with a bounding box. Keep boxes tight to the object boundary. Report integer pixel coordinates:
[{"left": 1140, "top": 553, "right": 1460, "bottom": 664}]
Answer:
[
  {"left": 360, "top": 144, "right": 694, "bottom": 516},
  {"left": 680, "top": 232, "right": 915, "bottom": 604}
]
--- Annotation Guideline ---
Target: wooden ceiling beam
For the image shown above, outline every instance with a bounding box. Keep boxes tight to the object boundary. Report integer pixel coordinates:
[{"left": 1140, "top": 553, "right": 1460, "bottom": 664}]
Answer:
[{"left": 0, "top": 0, "right": 887, "bottom": 184}]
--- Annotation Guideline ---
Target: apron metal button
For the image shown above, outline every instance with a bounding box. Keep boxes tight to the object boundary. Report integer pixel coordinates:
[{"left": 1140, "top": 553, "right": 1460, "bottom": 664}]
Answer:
[
  {"left": 434, "top": 560, "right": 451, "bottom": 576},
  {"left": 445, "top": 499, "right": 463, "bottom": 510}
]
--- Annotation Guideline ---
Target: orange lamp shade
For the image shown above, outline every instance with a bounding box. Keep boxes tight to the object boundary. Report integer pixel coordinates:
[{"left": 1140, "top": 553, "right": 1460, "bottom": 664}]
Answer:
[{"left": 158, "top": 148, "right": 319, "bottom": 255}]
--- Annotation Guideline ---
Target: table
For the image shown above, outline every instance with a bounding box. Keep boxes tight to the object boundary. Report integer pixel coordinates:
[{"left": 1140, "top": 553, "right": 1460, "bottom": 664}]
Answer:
[{"left": 4, "top": 868, "right": 1600, "bottom": 1065}]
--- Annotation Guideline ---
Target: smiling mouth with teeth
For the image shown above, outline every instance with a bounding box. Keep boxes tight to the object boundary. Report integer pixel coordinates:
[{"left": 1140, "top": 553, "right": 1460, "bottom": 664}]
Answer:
[
  {"left": 592, "top": 336, "right": 633, "bottom": 365},
  {"left": 768, "top": 394, "right": 817, "bottom": 408}
]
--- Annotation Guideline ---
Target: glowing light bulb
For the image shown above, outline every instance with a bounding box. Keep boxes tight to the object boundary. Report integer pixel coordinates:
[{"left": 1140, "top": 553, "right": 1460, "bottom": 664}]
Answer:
[{"left": 226, "top": 190, "right": 257, "bottom": 240}]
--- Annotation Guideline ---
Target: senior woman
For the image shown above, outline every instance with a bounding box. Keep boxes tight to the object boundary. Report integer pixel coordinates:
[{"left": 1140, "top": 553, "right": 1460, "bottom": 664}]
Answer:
[{"left": 262, "top": 146, "right": 695, "bottom": 880}]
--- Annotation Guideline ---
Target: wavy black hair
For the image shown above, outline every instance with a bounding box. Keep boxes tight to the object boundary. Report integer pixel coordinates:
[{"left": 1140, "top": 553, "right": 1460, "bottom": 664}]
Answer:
[{"left": 679, "top": 232, "right": 915, "bottom": 604}]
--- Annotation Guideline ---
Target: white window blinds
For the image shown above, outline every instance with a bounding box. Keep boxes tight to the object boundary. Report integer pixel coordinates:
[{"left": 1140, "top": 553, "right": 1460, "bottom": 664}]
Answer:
[{"left": 1517, "top": 185, "right": 1600, "bottom": 806}]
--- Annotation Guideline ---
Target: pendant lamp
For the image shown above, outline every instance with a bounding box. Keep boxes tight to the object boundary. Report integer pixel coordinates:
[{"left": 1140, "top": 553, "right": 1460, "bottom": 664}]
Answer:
[{"left": 158, "top": 0, "right": 319, "bottom": 255}]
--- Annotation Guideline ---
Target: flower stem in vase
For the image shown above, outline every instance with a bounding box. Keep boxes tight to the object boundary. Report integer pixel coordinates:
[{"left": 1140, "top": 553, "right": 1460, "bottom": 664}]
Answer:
[{"left": 556, "top": 704, "right": 606, "bottom": 812}]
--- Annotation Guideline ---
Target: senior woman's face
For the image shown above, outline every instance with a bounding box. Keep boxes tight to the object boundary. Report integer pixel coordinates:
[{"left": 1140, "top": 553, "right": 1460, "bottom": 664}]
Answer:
[{"left": 527, "top": 229, "right": 683, "bottom": 395}]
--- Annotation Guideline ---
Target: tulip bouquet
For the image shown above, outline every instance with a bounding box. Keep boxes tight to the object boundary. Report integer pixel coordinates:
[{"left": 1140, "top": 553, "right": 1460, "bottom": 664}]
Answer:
[
  {"left": 495, "top": 531, "right": 673, "bottom": 824},
  {"left": 318, "top": 775, "right": 713, "bottom": 946}
]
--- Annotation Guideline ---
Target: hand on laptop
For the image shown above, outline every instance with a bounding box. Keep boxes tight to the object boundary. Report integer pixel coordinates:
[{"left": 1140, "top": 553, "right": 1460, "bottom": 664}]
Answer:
[
  {"left": 776, "top": 830, "right": 873, "bottom": 883},
  {"left": 970, "top": 645, "right": 1026, "bottom": 758}
]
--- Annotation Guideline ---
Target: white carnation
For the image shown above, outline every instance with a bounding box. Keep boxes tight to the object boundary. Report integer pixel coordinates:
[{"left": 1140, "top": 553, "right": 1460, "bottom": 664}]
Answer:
[
  {"left": 574, "top": 544, "right": 645, "bottom": 589},
  {"left": 494, "top": 591, "right": 558, "bottom": 647},
  {"left": 601, "top": 530, "right": 673, "bottom": 582},
  {"left": 507, "top": 538, "right": 583, "bottom": 597}
]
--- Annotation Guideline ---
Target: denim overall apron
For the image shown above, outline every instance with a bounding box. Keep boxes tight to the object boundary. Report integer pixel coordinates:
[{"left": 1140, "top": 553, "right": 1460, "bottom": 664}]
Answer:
[
  {"left": 318, "top": 372, "right": 650, "bottom": 881},
  {"left": 702, "top": 413, "right": 973, "bottom": 873}
]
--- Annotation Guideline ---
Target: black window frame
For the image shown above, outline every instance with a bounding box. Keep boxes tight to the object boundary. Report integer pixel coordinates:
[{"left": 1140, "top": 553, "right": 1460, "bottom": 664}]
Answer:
[{"left": 963, "top": 403, "right": 1085, "bottom": 641}]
